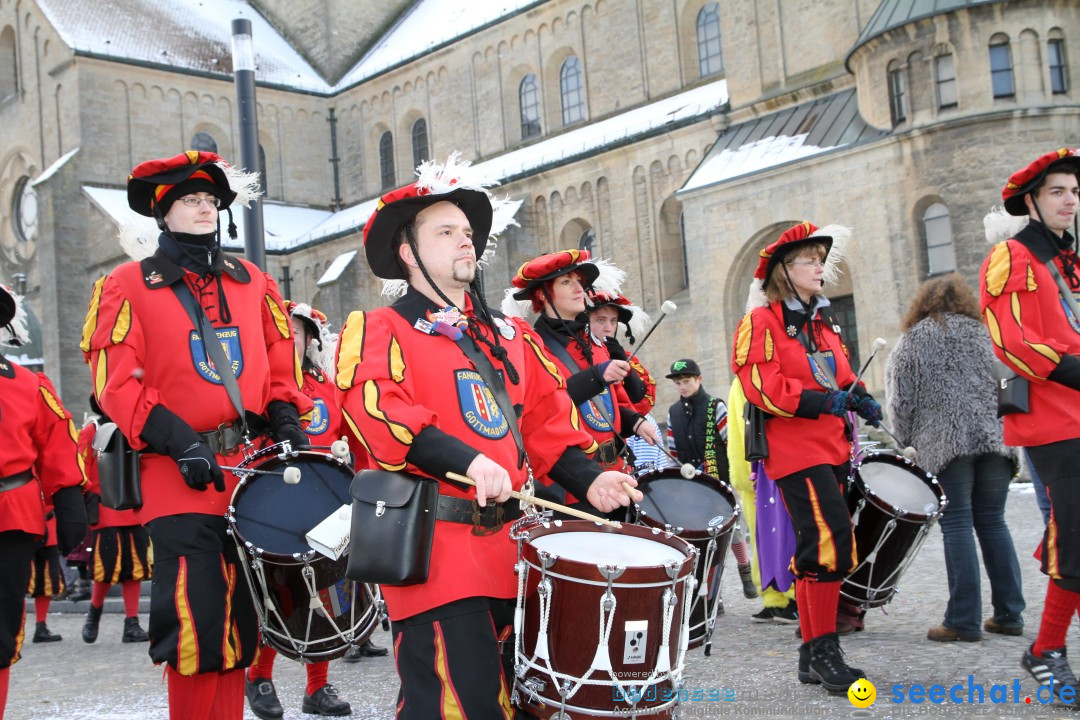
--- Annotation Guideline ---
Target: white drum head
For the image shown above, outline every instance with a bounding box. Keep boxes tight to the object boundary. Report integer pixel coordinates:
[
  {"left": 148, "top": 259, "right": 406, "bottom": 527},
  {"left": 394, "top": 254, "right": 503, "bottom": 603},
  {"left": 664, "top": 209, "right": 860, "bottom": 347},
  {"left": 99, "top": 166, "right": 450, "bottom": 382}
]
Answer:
[
  {"left": 859, "top": 460, "right": 939, "bottom": 515},
  {"left": 530, "top": 531, "right": 686, "bottom": 567}
]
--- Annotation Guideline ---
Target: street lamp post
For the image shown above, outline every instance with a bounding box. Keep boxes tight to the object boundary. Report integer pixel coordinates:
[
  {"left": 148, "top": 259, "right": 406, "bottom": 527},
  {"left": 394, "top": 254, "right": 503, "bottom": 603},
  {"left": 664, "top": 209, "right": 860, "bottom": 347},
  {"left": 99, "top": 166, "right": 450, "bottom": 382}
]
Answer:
[{"left": 231, "top": 18, "right": 266, "bottom": 270}]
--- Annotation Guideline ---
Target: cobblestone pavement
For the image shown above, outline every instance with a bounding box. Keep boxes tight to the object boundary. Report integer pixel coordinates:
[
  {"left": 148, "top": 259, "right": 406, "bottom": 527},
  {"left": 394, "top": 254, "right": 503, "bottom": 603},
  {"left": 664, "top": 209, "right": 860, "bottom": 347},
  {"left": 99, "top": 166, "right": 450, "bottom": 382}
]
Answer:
[{"left": 8, "top": 483, "right": 1076, "bottom": 719}]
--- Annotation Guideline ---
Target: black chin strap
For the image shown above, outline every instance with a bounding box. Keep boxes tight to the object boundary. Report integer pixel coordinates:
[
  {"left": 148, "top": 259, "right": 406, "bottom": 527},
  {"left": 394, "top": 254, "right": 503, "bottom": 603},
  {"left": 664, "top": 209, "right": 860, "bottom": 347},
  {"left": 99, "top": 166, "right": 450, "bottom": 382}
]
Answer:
[{"left": 541, "top": 286, "right": 593, "bottom": 363}]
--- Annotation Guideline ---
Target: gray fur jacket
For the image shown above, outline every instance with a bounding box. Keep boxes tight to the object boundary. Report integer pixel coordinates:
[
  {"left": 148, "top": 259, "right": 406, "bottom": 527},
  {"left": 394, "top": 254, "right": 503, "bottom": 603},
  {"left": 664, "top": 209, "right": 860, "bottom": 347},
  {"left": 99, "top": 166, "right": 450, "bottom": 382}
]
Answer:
[{"left": 885, "top": 313, "right": 1015, "bottom": 476}]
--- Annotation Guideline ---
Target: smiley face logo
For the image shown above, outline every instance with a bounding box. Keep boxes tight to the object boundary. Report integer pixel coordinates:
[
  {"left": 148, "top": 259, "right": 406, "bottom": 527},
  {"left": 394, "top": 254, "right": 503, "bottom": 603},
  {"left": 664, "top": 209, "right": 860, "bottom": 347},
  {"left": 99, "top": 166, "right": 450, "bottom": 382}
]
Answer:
[{"left": 848, "top": 678, "right": 876, "bottom": 708}]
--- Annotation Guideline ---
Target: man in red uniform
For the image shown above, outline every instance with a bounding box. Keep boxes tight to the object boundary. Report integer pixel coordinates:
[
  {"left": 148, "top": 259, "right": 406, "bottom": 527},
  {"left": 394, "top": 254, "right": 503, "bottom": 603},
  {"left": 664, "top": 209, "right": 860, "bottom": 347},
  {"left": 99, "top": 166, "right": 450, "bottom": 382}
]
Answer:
[
  {"left": 980, "top": 148, "right": 1080, "bottom": 698},
  {"left": 337, "top": 158, "right": 640, "bottom": 719},
  {"left": 0, "top": 285, "right": 87, "bottom": 720},
  {"left": 81, "top": 151, "right": 312, "bottom": 720}
]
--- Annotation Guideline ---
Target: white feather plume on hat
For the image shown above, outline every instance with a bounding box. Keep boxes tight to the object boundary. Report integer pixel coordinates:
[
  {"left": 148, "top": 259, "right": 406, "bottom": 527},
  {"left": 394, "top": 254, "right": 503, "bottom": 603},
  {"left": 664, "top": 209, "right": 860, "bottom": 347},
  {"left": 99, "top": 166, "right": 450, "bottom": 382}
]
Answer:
[
  {"left": 381, "top": 152, "right": 521, "bottom": 299},
  {"left": 500, "top": 287, "right": 533, "bottom": 318},
  {"left": 983, "top": 206, "right": 1029, "bottom": 245},
  {"left": 745, "top": 223, "right": 851, "bottom": 311},
  {"left": 1, "top": 286, "right": 30, "bottom": 347}
]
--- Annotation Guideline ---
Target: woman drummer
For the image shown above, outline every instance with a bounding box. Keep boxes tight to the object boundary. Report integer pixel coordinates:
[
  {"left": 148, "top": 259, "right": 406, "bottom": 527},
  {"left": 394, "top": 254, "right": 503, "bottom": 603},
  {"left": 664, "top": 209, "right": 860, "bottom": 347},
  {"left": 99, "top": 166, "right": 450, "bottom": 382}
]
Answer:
[
  {"left": 731, "top": 221, "right": 881, "bottom": 694},
  {"left": 503, "top": 250, "right": 660, "bottom": 488}
]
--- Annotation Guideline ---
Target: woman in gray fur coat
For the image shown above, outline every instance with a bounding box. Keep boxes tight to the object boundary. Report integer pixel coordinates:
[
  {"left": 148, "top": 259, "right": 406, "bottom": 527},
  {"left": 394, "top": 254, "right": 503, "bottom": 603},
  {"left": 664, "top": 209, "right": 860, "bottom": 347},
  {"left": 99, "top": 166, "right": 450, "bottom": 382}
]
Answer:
[{"left": 886, "top": 274, "right": 1024, "bottom": 642}]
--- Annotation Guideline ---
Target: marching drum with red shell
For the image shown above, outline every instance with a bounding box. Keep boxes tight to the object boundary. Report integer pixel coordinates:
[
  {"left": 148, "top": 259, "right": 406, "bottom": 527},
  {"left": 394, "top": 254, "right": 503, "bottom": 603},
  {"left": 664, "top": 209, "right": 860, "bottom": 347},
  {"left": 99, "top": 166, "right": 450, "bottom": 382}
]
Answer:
[{"left": 512, "top": 517, "right": 697, "bottom": 719}]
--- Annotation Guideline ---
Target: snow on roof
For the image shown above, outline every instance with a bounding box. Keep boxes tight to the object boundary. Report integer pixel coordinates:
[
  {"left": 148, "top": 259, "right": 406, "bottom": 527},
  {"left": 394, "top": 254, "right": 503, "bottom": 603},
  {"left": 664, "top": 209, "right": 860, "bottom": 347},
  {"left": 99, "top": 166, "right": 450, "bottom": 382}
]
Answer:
[
  {"left": 32, "top": 147, "right": 80, "bottom": 187},
  {"left": 82, "top": 186, "right": 333, "bottom": 253},
  {"left": 681, "top": 89, "right": 889, "bottom": 192},
  {"left": 317, "top": 250, "right": 358, "bottom": 286},
  {"left": 336, "top": 0, "right": 543, "bottom": 89},
  {"left": 37, "top": 0, "right": 330, "bottom": 93}
]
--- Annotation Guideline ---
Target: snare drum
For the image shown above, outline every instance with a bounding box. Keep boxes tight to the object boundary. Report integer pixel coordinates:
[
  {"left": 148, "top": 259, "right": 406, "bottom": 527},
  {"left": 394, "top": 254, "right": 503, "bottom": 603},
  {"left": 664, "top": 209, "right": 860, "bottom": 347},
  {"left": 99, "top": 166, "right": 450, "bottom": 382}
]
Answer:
[
  {"left": 632, "top": 469, "right": 739, "bottom": 651},
  {"left": 226, "top": 442, "right": 381, "bottom": 661},
  {"left": 842, "top": 452, "right": 947, "bottom": 608},
  {"left": 513, "top": 518, "right": 696, "bottom": 719}
]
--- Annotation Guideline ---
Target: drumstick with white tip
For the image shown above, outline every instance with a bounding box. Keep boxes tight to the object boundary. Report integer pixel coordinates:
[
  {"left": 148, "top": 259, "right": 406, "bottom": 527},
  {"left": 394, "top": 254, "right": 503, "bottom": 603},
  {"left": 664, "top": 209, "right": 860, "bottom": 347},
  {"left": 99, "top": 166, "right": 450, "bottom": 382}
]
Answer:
[
  {"left": 875, "top": 422, "right": 917, "bottom": 461},
  {"left": 630, "top": 300, "right": 677, "bottom": 357},
  {"left": 221, "top": 465, "right": 303, "bottom": 484},
  {"left": 445, "top": 471, "right": 622, "bottom": 528},
  {"left": 846, "top": 337, "right": 888, "bottom": 394}
]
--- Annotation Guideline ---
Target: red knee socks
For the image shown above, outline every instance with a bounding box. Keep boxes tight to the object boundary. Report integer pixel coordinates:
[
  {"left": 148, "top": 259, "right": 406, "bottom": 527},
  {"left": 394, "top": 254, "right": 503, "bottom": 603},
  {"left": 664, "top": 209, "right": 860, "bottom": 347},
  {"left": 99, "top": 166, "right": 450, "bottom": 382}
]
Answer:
[
  {"left": 0, "top": 666, "right": 9, "bottom": 720},
  {"left": 247, "top": 645, "right": 277, "bottom": 682},
  {"left": 34, "top": 596, "right": 50, "bottom": 625},
  {"left": 803, "top": 579, "right": 841, "bottom": 639},
  {"left": 305, "top": 661, "right": 329, "bottom": 697},
  {"left": 166, "top": 666, "right": 217, "bottom": 720},
  {"left": 121, "top": 580, "right": 141, "bottom": 618},
  {"left": 90, "top": 581, "right": 110, "bottom": 609},
  {"left": 795, "top": 578, "right": 813, "bottom": 641},
  {"left": 208, "top": 669, "right": 244, "bottom": 720},
  {"left": 1034, "top": 582, "right": 1080, "bottom": 657}
]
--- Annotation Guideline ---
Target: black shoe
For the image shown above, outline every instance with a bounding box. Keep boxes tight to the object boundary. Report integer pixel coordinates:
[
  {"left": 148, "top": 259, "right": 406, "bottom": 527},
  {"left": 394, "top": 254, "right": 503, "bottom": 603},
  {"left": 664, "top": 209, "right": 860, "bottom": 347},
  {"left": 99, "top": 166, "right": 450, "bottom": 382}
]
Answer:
[
  {"left": 771, "top": 604, "right": 799, "bottom": 625},
  {"left": 33, "top": 621, "right": 62, "bottom": 643},
  {"left": 798, "top": 642, "right": 819, "bottom": 684},
  {"left": 67, "top": 579, "right": 91, "bottom": 603},
  {"left": 1022, "top": 644, "right": 1079, "bottom": 704},
  {"left": 738, "top": 563, "right": 759, "bottom": 599},
  {"left": 752, "top": 607, "right": 777, "bottom": 622},
  {"left": 246, "top": 677, "right": 284, "bottom": 720},
  {"left": 82, "top": 604, "right": 103, "bottom": 644},
  {"left": 122, "top": 616, "right": 149, "bottom": 643},
  {"left": 359, "top": 639, "right": 388, "bottom": 657},
  {"left": 302, "top": 684, "right": 352, "bottom": 716},
  {"left": 808, "top": 633, "right": 862, "bottom": 693}
]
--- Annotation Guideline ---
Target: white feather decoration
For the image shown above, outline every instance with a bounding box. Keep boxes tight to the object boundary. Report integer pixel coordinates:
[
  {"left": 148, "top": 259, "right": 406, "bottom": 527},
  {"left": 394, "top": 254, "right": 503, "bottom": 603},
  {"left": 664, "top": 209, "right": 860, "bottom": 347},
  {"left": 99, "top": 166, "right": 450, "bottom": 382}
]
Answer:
[
  {"left": 221, "top": 163, "right": 262, "bottom": 209},
  {"left": 588, "top": 258, "right": 627, "bottom": 296},
  {"left": 1, "top": 287, "right": 30, "bottom": 347},
  {"left": 625, "top": 302, "right": 650, "bottom": 342},
  {"left": 984, "top": 206, "right": 1028, "bottom": 244},
  {"left": 118, "top": 213, "right": 162, "bottom": 261},
  {"left": 745, "top": 278, "right": 768, "bottom": 312},
  {"left": 501, "top": 287, "right": 533, "bottom": 318},
  {"left": 290, "top": 302, "right": 338, "bottom": 381},
  {"left": 811, "top": 223, "right": 851, "bottom": 288}
]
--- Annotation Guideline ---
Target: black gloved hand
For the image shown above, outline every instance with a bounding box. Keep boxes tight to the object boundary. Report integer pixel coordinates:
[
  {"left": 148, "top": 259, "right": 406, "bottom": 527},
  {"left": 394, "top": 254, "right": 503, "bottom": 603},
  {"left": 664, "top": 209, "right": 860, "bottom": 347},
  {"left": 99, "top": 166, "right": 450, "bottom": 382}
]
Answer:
[
  {"left": 84, "top": 491, "right": 102, "bottom": 526},
  {"left": 851, "top": 393, "right": 883, "bottom": 427},
  {"left": 140, "top": 404, "right": 226, "bottom": 492},
  {"left": 603, "top": 336, "right": 628, "bottom": 361},
  {"left": 822, "top": 390, "right": 851, "bottom": 417},
  {"left": 267, "top": 400, "right": 309, "bottom": 450},
  {"left": 52, "top": 485, "right": 89, "bottom": 555}
]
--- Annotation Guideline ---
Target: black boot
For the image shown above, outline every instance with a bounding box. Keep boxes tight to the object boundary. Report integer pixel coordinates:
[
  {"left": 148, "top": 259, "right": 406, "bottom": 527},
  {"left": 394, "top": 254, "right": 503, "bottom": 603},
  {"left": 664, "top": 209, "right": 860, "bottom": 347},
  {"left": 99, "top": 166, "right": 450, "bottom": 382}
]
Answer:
[
  {"left": 122, "top": 616, "right": 149, "bottom": 643},
  {"left": 798, "top": 642, "right": 819, "bottom": 684},
  {"left": 245, "top": 677, "right": 284, "bottom": 720},
  {"left": 33, "top": 621, "right": 62, "bottom": 643},
  {"left": 68, "top": 578, "right": 91, "bottom": 603},
  {"left": 808, "top": 633, "right": 861, "bottom": 693},
  {"left": 738, "top": 563, "right": 759, "bottom": 599},
  {"left": 82, "top": 604, "right": 103, "bottom": 644}
]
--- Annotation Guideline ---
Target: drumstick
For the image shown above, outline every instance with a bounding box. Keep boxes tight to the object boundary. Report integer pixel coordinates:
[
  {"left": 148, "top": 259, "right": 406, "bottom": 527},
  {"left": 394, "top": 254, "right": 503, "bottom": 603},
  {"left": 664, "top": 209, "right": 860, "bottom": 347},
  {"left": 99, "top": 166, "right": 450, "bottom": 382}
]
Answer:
[
  {"left": 631, "top": 300, "right": 677, "bottom": 356},
  {"left": 845, "top": 337, "right": 888, "bottom": 394},
  {"left": 445, "top": 471, "right": 621, "bottom": 528},
  {"left": 653, "top": 442, "right": 697, "bottom": 479},
  {"left": 220, "top": 465, "right": 302, "bottom": 484},
  {"left": 875, "top": 421, "right": 917, "bottom": 461}
]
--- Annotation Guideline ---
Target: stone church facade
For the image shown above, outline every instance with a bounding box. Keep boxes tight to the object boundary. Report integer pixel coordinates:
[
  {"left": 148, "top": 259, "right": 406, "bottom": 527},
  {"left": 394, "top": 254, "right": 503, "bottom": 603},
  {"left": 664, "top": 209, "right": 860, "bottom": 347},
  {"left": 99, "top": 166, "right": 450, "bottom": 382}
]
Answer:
[{"left": 0, "top": 0, "right": 1076, "bottom": 418}]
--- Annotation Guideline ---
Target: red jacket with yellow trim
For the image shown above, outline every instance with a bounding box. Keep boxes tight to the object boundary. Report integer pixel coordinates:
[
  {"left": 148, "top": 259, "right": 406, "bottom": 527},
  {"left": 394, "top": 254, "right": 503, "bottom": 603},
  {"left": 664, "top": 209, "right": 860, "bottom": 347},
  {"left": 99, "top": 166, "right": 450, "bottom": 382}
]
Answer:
[
  {"left": 301, "top": 367, "right": 343, "bottom": 444},
  {"left": 77, "top": 421, "right": 138, "bottom": 529},
  {"left": 336, "top": 288, "right": 599, "bottom": 620},
  {"left": 0, "top": 356, "right": 86, "bottom": 536},
  {"left": 80, "top": 250, "right": 311, "bottom": 524},
  {"left": 627, "top": 354, "right": 657, "bottom": 416},
  {"left": 980, "top": 223, "right": 1080, "bottom": 447},
  {"left": 731, "top": 300, "right": 856, "bottom": 479}
]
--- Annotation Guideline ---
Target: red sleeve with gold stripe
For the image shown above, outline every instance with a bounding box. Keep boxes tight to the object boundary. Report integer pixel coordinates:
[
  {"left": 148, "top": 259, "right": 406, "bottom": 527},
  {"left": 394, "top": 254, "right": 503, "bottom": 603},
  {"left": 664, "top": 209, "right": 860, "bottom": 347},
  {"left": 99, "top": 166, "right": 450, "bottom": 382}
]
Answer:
[
  {"left": 730, "top": 308, "right": 803, "bottom": 418},
  {"left": 32, "top": 372, "right": 88, "bottom": 499},
  {"left": 981, "top": 240, "right": 1071, "bottom": 382},
  {"left": 335, "top": 309, "right": 437, "bottom": 471},
  {"left": 627, "top": 354, "right": 657, "bottom": 415},
  {"left": 261, "top": 272, "right": 314, "bottom": 422}
]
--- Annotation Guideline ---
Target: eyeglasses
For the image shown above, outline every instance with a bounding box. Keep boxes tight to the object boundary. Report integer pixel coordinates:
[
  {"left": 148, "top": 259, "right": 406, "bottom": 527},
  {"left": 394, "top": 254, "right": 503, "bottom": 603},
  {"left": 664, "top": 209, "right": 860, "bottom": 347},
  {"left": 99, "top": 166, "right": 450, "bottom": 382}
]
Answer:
[
  {"left": 178, "top": 195, "right": 221, "bottom": 208},
  {"left": 788, "top": 260, "right": 825, "bottom": 268}
]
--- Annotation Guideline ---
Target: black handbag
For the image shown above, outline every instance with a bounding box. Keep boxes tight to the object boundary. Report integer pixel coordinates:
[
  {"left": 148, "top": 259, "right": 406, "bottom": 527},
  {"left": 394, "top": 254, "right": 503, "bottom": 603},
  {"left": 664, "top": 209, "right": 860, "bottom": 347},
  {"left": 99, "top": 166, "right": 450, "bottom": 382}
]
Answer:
[
  {"left": 744, "top": 403, "right": 770, "bottom": 461},
  {"left": 346, "top": 469, "right": 440, "bottom": 585},
  {"left": 94, "top": 421, "right": 143, "bottom": 510},
  {"left": 992, "top": 358, "right": 1029, "bottom": 417}
]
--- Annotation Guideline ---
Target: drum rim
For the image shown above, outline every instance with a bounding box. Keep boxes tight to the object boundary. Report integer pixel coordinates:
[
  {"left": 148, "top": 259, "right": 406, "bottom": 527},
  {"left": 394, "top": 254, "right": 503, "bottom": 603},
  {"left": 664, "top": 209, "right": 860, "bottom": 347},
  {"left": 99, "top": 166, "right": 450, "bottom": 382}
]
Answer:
[
  {"left": 852, "top": 452, "right": 945, "bottom": 522},
  {"left": 632, "top": 469, "right": 741, "bottom": 540}
]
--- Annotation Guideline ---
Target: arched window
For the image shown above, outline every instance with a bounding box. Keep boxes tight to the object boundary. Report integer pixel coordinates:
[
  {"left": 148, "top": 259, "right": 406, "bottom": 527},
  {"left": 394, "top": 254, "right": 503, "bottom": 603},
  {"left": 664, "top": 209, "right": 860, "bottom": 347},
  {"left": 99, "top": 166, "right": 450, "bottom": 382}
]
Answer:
[
  {"left": 0, "top": 26, "right": 16, "bottom": 101},
  {"left": 696, "top": 2, "right": 723, "bottom": 77},
  {"left": 887, "top": 60, "right": 907, "bottom": 125},
  {"left": 560, "top": 56, "right": 585, "bottom": 125},
  {"left": 411, "top": 119, "right": 429, "bottom": 168},
  {"left": 989, "top": 36, "right": 1015, "bottom": 98},
  {"left": 379, "top": 131, "right": 395, "bottom": 189},
  {"left": 924, "top": 203, "right": 956, "bottom": 275},
  {"left": 519, "top": 74, "right": 541, "bottom": 139},
  {"left": 578, "top": 228, "right": 595, "bottom": 253},
  {"left": 190, "top": 132, "right": 218, "bottom": 154},
  {"left": 1049, "top": 36, "right": 1069, "bottom": 94},
  {"left": 935, "top": 53, "right": 958, "bottom": 109}
]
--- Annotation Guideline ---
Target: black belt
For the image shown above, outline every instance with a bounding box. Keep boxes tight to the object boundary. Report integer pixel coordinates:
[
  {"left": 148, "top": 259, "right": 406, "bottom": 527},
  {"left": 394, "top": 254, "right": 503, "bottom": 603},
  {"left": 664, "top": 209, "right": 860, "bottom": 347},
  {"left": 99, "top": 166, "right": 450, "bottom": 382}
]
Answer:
[
  {"left": 0, "top": 470, "right": 33, "bottom": 494},
  {"left": 436, "top": 495, "right": 523, "bottom": 534}
]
